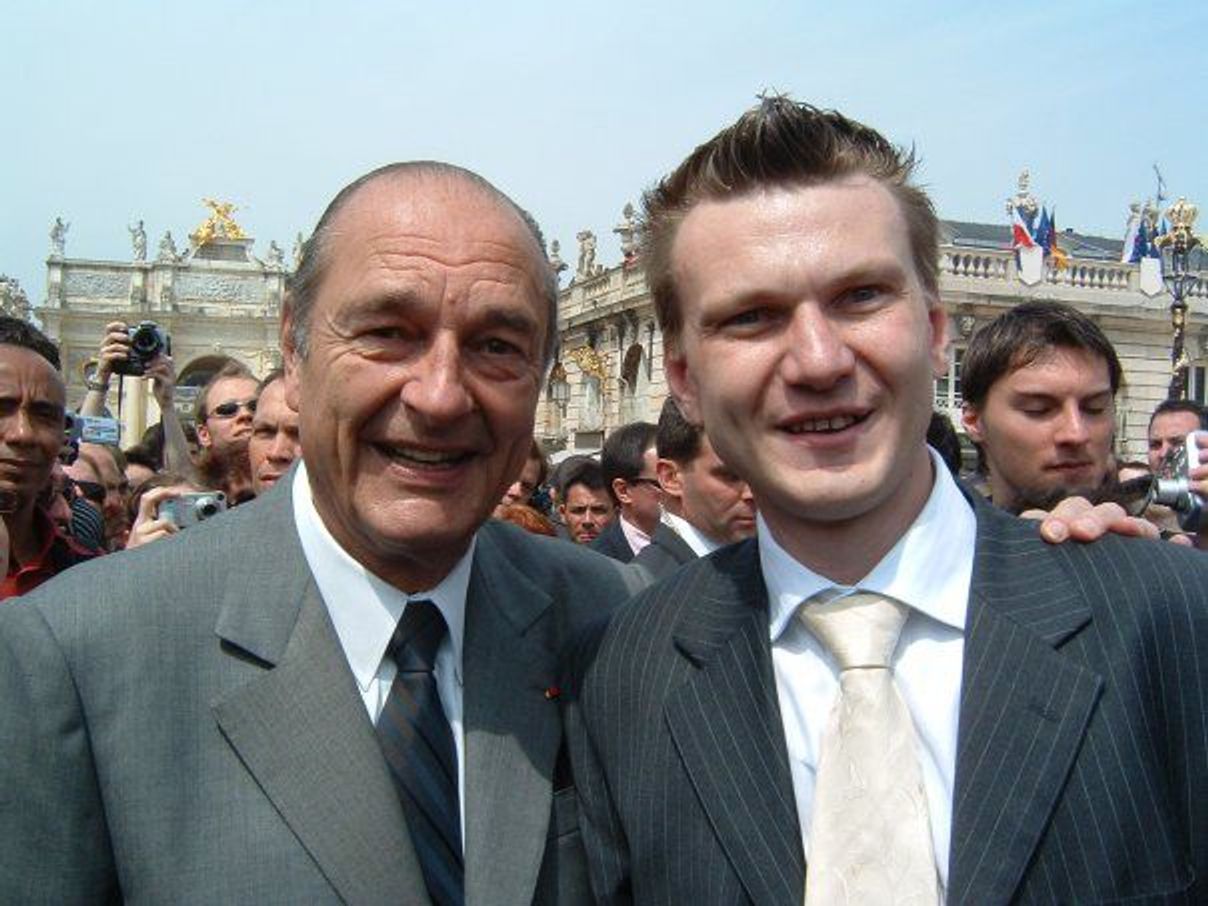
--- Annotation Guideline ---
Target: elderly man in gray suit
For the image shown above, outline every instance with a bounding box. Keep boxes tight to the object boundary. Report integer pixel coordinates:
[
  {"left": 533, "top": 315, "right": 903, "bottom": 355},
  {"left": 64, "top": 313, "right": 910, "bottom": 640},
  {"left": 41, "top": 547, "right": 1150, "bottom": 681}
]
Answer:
[
  {"left": 568, "top": 97, "right": 1208, "bottom": 904},
  {"left": 0, "top": 163, "right": 638, "bottom": 904}
]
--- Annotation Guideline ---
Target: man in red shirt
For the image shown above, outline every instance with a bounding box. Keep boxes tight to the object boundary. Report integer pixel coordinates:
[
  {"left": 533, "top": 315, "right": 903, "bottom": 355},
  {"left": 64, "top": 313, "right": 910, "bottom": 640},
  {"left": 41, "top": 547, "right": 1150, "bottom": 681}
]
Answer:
[{"left": 0, "top": 317, "right": 96, "bottom": 599}]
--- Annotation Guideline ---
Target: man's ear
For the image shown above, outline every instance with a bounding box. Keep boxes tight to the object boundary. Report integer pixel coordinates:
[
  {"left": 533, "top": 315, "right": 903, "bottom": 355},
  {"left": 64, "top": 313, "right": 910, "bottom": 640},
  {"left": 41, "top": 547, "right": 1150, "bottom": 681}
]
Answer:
[
  {"left": 960, "top": 403, "right": 985, "bottom": 445},
  {"left": 281, "top": 307, "right": 302, "bottom": 411},
  {"left": 611, "top": 477, "right": 633, "bottom": 508},
  {"left": 928, "top": 301, "right": 950, "bottom": 378},
  {"left": 665, "top": 342, "right": 702, "bottom": 425},
  {"left": 656, "top": 458, "right": 683, "bottom": 501},
  {"left": 195, "top": 422, "right": 214, "bottom": 450}
]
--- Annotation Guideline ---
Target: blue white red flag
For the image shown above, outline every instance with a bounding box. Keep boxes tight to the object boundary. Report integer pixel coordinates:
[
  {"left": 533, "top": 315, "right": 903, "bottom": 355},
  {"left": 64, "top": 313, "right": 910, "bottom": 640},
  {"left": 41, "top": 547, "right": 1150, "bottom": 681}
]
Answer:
[{"left": 1011, "top": 205, "right": 1037, "bottom": 249}]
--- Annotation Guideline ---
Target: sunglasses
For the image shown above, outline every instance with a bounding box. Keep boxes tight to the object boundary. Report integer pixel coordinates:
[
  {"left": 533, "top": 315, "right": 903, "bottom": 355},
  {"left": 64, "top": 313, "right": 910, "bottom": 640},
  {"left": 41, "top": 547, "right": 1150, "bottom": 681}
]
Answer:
[
  {"left": 70, "top": 478, "right": 107, "bottom": 506},
  {"left": 208, "top": 398, "right": 258, "bottom": 419}
]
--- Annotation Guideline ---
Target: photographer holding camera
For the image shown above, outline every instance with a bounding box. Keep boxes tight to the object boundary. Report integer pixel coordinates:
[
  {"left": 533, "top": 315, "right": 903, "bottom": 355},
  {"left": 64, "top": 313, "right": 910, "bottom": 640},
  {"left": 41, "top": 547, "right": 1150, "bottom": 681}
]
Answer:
[
  {"left": 124, "top": 472, "right": 226, "bottom": 549},
  {"left": 80, "top": 320, "right": 194, "bottom": 483}
]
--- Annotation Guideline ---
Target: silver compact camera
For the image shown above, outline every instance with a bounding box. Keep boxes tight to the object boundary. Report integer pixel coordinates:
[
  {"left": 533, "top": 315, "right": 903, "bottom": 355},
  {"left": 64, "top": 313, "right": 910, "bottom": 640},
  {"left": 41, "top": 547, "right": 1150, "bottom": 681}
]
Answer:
[
  {"left": 1150, "top": 433, "right": 1204, "bottom": 532},
  {"left": 161, "top": 491, "right": 227, "bottom": 528}
]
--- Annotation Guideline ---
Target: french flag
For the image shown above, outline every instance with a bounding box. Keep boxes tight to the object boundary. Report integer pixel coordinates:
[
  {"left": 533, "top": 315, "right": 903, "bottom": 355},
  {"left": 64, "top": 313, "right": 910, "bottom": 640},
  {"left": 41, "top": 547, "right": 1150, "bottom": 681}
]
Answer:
[{"left": 1011, "top": 205, "right": 1037, "bottom": 249}]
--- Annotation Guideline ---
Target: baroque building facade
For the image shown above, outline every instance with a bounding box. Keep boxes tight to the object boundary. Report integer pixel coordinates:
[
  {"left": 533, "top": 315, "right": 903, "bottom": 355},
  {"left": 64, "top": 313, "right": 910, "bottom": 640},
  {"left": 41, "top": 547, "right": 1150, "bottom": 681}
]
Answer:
[
  {"left": 35, "top": 203, "right": 293, "bottom": 444},
  {"left": 539, "top": 208, "right": 1207, "bottom": 463}
]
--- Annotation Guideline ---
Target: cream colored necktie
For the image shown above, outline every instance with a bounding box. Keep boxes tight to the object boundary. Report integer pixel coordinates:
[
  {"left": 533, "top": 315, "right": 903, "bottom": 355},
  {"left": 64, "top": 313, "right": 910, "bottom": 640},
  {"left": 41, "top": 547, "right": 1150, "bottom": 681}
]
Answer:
[{"left": 800, "top": 591, "right": 940, "bottom": 906}]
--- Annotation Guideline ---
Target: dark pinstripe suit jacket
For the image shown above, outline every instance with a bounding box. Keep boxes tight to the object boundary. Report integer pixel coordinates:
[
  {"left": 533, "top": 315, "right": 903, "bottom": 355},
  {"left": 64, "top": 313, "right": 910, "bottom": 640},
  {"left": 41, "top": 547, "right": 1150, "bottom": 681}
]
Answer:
[{"left": 567, "top": 495, "right": 1208, "bottom": 905}]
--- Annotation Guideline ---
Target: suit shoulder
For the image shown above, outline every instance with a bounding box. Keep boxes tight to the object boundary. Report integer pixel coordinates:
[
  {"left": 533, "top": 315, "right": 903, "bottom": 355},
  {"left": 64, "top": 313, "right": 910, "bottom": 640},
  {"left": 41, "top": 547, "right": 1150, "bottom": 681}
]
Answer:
[
  {"left": 600, "top": 539, "right": 760, "bottom": 646},
  {"left": 12, "top": 495, "right": 295, "bottom": 643}
]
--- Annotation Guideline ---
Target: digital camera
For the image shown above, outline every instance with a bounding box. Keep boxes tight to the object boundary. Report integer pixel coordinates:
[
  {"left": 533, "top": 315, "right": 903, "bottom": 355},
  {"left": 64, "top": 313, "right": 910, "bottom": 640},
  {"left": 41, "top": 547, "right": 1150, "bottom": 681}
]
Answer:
[
  {"left": 161, "top": 491, "right": 227, "bottom": 528},
  {"left": 1150, "top": 433, "right": 1204, "bottom": 532},
  {"left": 112, "top": 321, "right": 170, "bottom": 377}
]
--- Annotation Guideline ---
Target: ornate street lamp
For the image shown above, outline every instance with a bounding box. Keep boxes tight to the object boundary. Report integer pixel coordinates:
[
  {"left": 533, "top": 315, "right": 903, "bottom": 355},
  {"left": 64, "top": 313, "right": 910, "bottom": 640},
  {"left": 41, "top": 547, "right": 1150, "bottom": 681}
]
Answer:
[{"left": 1156, "top": 197, "right": 1203, "bottom": 400}]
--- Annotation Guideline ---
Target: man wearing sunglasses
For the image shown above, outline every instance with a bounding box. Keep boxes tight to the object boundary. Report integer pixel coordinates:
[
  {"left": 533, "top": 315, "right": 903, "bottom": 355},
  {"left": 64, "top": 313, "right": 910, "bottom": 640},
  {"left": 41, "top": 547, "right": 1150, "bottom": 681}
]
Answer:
[
  {"left": 194, "top": 360, "right": 259, "bottom": 505},
  {"left": 590, "top": 420, "right": 661, "bottom": 562}
]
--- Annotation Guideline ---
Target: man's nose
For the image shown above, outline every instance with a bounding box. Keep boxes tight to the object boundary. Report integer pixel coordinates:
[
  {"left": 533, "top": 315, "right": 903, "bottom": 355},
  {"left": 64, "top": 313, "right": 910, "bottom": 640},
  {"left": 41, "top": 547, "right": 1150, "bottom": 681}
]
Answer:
[
  {"left": 6, "top": 409, "right": 38, "bottom": 446},
  {"left": 1054, "top": 403, "right": 1091, "bottom": 445},
  {"left": 268, "top": 433, "right": 291, "bottom": 461},
  {"left": 780, "top": 306, "right": 856, "bottom": 390},
  {"left": 400, "top": 334, "right": 474, "bottom": 422}
]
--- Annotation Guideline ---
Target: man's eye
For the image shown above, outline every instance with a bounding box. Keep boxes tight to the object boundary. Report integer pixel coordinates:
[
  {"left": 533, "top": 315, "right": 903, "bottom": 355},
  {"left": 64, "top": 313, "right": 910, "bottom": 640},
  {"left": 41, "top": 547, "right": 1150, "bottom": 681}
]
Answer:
[
  {"left": 481, "top": 337, "right": 523, "bottom": 357},
  {"left": 365, "top": 326, "right": 405, "bottom": 340},
  {"left": 719, "top": 308, "right": 771, "bottom": 331}
]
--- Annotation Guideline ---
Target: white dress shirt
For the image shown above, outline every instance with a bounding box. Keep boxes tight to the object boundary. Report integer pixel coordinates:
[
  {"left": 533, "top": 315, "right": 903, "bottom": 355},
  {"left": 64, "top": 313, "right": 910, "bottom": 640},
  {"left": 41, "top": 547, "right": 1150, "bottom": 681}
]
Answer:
[
  {"left": 763, "top": 449, "right": 975, "bottom": 895},
  {"left": 662, "top": 509, "right": 723, "bottom": 558},
  {"left": 291, "top": 463, "right": 473, "bottom": 843}
]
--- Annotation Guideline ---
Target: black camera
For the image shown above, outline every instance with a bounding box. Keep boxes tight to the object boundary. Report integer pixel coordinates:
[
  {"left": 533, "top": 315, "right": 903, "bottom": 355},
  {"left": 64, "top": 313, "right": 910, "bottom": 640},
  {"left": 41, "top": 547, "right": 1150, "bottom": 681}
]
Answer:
[{"left": 112, "top": 321, "right": 170, "bottom": 377}]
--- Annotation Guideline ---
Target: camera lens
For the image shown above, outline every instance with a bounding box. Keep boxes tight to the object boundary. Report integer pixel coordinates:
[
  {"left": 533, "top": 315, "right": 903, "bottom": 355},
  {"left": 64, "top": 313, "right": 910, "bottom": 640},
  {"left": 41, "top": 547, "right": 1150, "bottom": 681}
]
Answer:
[{"left": 130, "top": 326, "right": 160, "bottom": 355}]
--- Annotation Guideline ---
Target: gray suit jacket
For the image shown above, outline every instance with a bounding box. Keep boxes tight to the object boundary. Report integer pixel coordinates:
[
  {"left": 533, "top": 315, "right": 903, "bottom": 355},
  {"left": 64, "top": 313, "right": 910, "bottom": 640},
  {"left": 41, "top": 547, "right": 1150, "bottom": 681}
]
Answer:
[
  {"left": 568, "top": 493, "right": 1208, "bottom": 904},
  {"left": 0, "top": 475, "right": 641, "bottom": 904}
]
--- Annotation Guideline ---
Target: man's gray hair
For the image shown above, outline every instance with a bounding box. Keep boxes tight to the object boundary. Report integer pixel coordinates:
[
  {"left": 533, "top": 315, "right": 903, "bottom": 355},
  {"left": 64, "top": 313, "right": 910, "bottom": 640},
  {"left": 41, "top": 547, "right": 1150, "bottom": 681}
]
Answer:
[{"left": 286, "top": 161, "right": 559, "bottom": 368}]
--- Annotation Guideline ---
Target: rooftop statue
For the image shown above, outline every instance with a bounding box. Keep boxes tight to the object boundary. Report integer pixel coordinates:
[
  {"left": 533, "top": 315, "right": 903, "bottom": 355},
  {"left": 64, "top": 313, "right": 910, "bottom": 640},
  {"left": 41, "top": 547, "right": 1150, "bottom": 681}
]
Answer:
[
  {"left": 49, "top": 217, "right": 68, "bottom": 257},
  {"left": 191, "top": 198, "right": 247, "bottom": 246},
  {"left": 129, "top": 220, "right": 147, "bottom": 261}
]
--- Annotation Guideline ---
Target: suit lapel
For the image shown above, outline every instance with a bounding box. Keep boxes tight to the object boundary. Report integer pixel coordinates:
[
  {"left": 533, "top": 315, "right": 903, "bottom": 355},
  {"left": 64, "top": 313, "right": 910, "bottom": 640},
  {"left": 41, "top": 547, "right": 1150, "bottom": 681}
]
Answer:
[
  {"left": 655, "top": 522, "right": 698, "bottom": 565},
  {"left": 948, "top": 502, "right": 1104, "bottom": 906},
  {"left": 664, "top": 542, "right": 805, "bottom": 906},
  {"left": 211, "top": 487, "right": 429, "bottom": 906},
  {"left": 462, "top": 525, "right": 561, "bottom": 906}
]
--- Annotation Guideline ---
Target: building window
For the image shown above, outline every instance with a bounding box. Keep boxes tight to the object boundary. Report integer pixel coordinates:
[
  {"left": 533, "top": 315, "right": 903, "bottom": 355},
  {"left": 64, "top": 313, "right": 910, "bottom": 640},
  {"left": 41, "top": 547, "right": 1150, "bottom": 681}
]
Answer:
[
  {"left": 1189, "top": 364, "right": 1208, "bottom": 405},
  {"left": 934, "top": 346, "right": 965, "bottom": 414}
]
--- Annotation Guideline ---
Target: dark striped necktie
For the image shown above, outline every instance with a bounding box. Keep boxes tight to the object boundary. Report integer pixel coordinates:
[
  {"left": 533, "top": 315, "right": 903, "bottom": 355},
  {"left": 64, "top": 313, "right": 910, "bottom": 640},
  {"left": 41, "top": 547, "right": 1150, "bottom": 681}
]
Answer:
[{"left": 376, "top": 599, "right": 464, "bottom": 906}]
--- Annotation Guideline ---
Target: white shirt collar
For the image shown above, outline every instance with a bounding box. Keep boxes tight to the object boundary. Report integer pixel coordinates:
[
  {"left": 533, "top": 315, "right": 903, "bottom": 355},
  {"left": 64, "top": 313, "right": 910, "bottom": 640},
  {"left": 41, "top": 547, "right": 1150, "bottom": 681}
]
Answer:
[
  {"left": 763, "top": 447, "right": 975, "bottom": 643},
  {"left": 290, "top": 461, "right": 474, "bottom": 690},
  {"left": 662, "top": 509, "right": 723, "bottom": 557}
]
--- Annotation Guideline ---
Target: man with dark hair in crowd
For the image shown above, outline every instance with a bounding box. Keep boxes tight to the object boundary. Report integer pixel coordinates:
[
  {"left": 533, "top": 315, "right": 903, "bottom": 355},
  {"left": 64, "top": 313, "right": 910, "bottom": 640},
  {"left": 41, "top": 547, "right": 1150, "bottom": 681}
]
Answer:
[
  {"left": 567, "top": 97, "right": 1208, "bottom": 905},
  {"left": 960, "top": 301, "right": 1120, "bottom": 514},
  {"left": 248, "top": 367, "right": 301, "bottom": 496},
  {"left": 591, "top": 420, "right": 660, "bottom": 562},
  {"left": 1147, "top": 398, "right": 1207, "bottom": 473},
  {"left": 0, "top": 161, "right": 639, "bottom": 903},
  {"left": 494, "top": 438, "right": 546, "bottom": 516},
  {"left": 0, "top": 316, "right": 96, "bottom": 598},
  {"left": 558, "top": 456, "right": 616, "bottom": 544},
  {"left": 194, "top": 359, "right": 259, "bottom": 505},
  {"left": 634, "top": 397, "right": 755, "bottom": 580}
]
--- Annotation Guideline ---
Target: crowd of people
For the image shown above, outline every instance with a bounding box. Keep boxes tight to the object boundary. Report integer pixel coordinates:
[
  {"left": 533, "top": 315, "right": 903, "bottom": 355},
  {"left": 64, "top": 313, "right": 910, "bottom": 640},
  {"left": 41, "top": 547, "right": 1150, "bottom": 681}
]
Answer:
[
  {"left": 0, "top": 317, "right": 304, "bottom": 599},
  {"left": 2, "top": 97, "right": 1208, "bottom": 904}
]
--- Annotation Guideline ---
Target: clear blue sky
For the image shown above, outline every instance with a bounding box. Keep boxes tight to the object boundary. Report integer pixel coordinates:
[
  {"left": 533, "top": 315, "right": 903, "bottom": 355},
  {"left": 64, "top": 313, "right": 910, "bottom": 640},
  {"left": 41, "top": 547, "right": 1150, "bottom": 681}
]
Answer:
[{"left": 3, "top": 1, "right": 1205, "bottom": 303}]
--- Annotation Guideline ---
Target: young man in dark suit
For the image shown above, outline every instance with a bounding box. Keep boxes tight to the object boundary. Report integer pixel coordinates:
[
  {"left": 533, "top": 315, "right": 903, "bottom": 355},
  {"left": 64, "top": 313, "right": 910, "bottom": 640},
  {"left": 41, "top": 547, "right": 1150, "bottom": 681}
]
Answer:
[
  {"left": 568, "top": 97, "right": 1208, "bottom": 905},
  {"left": 590, "top": 421, "right": 660, "bottom": 562}
]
